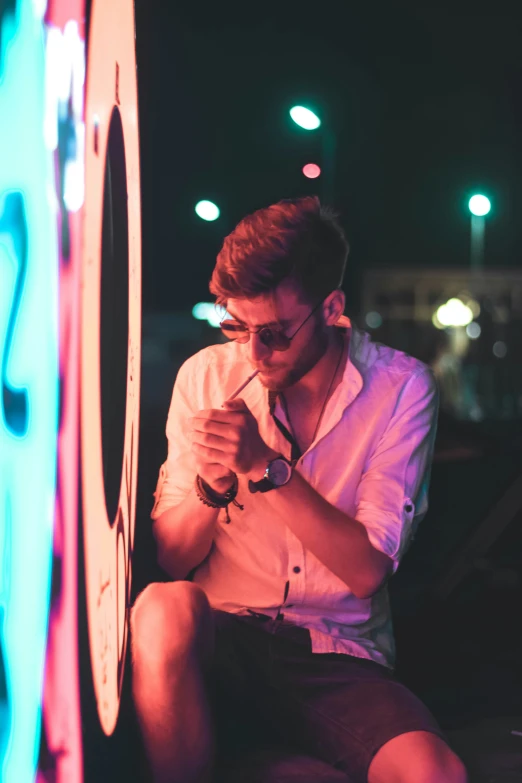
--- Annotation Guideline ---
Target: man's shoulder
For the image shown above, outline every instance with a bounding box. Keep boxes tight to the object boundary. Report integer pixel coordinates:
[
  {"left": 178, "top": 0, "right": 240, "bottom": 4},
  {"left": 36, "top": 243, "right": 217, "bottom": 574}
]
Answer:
[
  {"left": 351, "top": 330, "right": 438, "bottom": 426},
  {"left": 357, "top": 327, "right": 434, "bottom": 389},
  {"left": 176, "top": 340, "right": 252, "bottom": 399}
]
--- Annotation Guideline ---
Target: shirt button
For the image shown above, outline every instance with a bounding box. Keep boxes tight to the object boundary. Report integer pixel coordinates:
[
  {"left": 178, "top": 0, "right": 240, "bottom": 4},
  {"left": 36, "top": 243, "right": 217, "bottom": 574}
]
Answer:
[{"left": 293, "top": 566, "right": 301, "bottom": 574}]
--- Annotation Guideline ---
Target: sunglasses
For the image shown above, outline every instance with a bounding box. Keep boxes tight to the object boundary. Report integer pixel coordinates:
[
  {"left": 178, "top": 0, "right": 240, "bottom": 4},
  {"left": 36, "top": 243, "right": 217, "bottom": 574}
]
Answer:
[{"left": 220, "top": 298, "right": 325, "bottom": 352}]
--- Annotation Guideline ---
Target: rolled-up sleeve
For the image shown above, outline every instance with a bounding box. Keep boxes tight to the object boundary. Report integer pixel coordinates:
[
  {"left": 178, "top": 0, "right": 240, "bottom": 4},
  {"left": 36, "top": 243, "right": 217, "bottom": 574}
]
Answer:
[
  {"left": 150, "top": 356, "right": 201, "bottom": 520},
  {"left": 355, "top": 368, "right": 439, "bottom": 573}
]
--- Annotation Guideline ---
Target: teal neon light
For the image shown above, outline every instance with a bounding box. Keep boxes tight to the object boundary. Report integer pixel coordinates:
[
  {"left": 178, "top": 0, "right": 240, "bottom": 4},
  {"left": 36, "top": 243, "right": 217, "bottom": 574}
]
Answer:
[{"left": 0, "top": 1, "right": 59, "bottom": 781}]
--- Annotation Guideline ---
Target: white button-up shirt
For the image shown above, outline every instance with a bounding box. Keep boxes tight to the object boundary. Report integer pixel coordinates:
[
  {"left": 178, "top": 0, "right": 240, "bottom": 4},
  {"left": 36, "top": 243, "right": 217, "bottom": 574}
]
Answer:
[{"left": 152, "top": 317, "right": 438, "bottom": 669}]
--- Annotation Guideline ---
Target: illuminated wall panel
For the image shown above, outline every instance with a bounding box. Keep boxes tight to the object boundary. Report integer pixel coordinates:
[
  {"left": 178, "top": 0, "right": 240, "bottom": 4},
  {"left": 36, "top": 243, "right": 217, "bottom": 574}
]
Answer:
[
  {"left": 39, "top": 2, "right": 85, "bottom": 782},
  {"left": 0, "top": 2, "right": 61, "bottom": 780},
  {"left": 81, "top": 0, "right": 141, "bottom": 739},
  {"left": 0, "top": 0, "right": 141, "bottom": 781}
]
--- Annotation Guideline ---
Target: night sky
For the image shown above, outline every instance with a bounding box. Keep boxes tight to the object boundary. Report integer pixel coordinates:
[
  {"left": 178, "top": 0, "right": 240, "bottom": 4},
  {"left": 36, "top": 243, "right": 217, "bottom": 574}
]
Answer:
[{"left": 134, "top": 2, "right": 522, "bottom": 315}]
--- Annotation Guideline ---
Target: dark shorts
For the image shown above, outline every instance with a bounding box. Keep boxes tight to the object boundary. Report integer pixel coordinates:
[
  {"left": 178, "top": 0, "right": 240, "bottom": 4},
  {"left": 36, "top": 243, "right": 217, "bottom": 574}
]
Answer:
[{"left": 208, "top": 610, "right": 448, "bottom": 783}]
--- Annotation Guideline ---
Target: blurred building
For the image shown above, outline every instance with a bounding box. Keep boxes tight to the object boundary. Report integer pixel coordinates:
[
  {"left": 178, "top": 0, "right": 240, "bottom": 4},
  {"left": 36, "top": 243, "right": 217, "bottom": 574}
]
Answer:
[{"left": 359, "top": 268, "right": 522, "bottom": 422}]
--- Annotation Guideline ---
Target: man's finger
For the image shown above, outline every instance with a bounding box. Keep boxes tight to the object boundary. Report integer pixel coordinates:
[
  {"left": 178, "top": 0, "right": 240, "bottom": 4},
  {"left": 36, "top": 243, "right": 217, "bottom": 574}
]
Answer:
[
  {"left": 223, "top": 398, "right": 249, "bottom": 411},
  {"left": 190, "top": 409, "right": 241, "bottom": 424},
  {"left": 195, "top": 460, "right": 234, "bottom": 479},
  {"left": 192, "top": 442, "right": 231, "bottom": 465},
  {"left": 192, "top": 432, "right": 234, "bottom": 451},
  {"left": 190, "top": 418, "right": 237, "bottom": 438}
]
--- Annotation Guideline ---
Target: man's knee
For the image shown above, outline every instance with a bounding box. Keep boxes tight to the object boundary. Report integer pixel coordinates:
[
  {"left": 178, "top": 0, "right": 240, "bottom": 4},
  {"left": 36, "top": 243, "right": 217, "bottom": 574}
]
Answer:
[
  {"left": 130, "top": 581, "right": 214, "bottom": 670},
  {"left": 368, "top": 732, "right": 468, "bottom": 783}
]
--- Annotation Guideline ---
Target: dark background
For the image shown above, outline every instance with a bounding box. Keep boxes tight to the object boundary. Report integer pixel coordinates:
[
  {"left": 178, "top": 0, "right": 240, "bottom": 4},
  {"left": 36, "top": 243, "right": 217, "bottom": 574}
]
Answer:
[
  {"left": 135, "top": 1, "right": 522, "bottom": 315},
  {"left": 126, "top": 5, "right": 522, "bottom": 780}
]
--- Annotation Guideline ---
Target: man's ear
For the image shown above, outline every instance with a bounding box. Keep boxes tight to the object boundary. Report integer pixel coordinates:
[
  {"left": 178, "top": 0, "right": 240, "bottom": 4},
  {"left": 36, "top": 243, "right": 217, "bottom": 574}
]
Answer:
[{"left": 324, "top": 288, "right": 345, "bottom": 326}]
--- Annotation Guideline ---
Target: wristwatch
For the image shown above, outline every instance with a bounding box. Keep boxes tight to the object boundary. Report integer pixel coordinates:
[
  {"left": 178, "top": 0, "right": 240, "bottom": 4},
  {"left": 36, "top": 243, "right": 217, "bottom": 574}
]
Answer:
[{"left": 248, "top": 455, "right": 293, "bottom": 494}]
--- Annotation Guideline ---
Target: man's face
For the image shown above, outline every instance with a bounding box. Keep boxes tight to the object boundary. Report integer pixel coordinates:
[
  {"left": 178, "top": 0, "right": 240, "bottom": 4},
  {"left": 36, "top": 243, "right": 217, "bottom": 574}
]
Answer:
[{"left": 226, "top": 284, "right": 329, "bottom": 392}]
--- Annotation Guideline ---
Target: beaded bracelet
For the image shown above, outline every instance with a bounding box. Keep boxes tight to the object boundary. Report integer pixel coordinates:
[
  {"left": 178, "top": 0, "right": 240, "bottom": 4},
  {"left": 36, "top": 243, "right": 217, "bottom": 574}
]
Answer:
[{"left": 194, "top": 474, "right": 244, "bottom": 524}]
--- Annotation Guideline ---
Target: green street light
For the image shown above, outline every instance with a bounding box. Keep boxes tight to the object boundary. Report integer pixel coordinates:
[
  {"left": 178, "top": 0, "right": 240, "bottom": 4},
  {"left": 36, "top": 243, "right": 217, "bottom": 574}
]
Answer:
[
  {"left": 195, "top": 200, "right": 220, "bottom": 221},
  {"left": 289, "top": 104, "right": 336, "bottom": 203},
  {"left": 467, "top": 193, "right": 491, "bottom": 271},
  {"left": 468, "top": 194, "right": 491, "bottom": 217},
  {"left": 289, "top": 106, "right": 321, "bottom": 130}
]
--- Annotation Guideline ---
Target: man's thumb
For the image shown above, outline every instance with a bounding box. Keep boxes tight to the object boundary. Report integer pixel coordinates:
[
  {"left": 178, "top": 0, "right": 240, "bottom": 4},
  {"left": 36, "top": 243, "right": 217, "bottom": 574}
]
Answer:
[{"left": 223, "top": 397, "right": 248, "bottom": 411}]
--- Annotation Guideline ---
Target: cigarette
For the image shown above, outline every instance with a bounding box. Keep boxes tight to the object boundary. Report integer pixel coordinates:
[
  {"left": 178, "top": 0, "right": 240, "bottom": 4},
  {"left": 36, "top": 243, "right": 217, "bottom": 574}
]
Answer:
[{"left": 223, "top": 369, "right": 260, "bottom": 406}]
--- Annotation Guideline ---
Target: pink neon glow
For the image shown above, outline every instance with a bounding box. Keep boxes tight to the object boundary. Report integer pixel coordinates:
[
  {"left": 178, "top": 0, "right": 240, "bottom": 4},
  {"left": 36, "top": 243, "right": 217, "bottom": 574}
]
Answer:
[
  {"left": 40, "top": 3, "right": 85, "bottom": 783},
  {"left": 81, "top": 0, "right": 141, "bottom": 737},
  {"left": 303, "top": 163, "right": 321, "bottom": 179}
]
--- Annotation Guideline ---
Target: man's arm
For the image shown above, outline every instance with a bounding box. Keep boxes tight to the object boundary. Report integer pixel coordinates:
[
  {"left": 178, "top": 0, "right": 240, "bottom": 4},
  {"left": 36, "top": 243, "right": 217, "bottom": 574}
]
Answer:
[
  {"left": 191, "top": 367, "right": 438, "bottom": 599},
  {"left": 151, "top": 354, "right": 234, "bottom": 580},
  {"left": 189, "top": 401, "right": 392, "bottom": 597},
  {"left": 152, "top": 445, "right": 236, "bottom": 581},
  {"left": 245, "top": 368, "right": 438, "bottom": 597},
  {"left": 153, "top": 490, "right": 220, "bottom": 581},
  {"left": 245, "top": 462, "right": 394, "bottom": 599}
]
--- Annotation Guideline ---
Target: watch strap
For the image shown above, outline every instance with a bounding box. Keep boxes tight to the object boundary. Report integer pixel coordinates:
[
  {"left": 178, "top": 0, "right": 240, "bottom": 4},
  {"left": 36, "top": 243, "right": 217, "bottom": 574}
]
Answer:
[
  {"left": 248, "top": 476, "right": 274, "bottom": 494},
  {"left": 248, "top": 455, "right": 292, "bottom": 494}
]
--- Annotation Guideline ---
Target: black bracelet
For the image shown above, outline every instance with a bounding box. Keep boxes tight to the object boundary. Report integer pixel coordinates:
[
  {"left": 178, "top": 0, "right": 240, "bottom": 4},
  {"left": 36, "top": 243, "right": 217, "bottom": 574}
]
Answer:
[
  {"left": 194, "top": 474, "right": 243, "bottom": 523},
  {"left": 195, "top": 474, "right": 237, "bottom": 506}
]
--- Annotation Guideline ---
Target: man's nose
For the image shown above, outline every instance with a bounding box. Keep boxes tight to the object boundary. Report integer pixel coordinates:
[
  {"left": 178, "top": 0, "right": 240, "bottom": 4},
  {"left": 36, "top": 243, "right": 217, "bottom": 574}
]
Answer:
[{"left": 248, "top": 332, "right": 272, "bottom": 364}]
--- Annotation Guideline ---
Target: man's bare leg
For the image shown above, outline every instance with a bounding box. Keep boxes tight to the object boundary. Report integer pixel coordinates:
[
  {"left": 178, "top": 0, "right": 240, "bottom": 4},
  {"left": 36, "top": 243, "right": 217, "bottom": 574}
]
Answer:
[{"left": 131, "top": 581, "right": 215, "bottom": 783}]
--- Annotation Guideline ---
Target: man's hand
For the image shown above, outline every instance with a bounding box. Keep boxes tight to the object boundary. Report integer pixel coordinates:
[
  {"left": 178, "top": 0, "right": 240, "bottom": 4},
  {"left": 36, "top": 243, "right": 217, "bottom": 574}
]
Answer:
[
  {"left": 195, "top": 459, "right": 236, "bottom": 496},
  {"left": 190, "top": 398, "right": 275, "bottom": 478}
]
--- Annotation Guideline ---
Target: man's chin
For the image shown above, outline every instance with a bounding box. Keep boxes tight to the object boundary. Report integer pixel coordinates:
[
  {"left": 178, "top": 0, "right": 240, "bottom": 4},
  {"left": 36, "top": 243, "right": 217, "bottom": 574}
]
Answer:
[
  {"left": 260, "top": 374, "right": 304, "bottom": 393},
  {"left": 257, "top": 353, "right": 321, "bottom": 392},
  {"left": 257, "top": 371, "right": 287, "bottom": 392}
]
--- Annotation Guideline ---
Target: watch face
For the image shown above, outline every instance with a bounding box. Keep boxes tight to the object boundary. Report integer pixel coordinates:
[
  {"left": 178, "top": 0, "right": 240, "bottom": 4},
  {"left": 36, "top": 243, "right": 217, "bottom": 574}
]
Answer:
[{"left": 268, "top": 458, "right": 292, "bottom": 486}]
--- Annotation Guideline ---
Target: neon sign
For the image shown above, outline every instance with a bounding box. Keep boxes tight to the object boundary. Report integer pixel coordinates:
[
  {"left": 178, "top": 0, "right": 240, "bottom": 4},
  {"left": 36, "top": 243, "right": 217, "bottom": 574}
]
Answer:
[
  {"left": 39, "top": 3, "right": 85, "bottom": 781},
  {"left": 81, "top": 0, "right": 141, "bottom": 736},
  {"left": 0, "top": 0, "right": 141, "bottom": 780},
  {"left": 0, "top": 1, "right": 59, "bottom": 780}
]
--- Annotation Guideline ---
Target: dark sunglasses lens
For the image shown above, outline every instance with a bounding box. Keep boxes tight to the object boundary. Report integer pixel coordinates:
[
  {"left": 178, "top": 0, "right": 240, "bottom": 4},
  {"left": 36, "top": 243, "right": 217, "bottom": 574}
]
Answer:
[
  {"left": 259, "top": 327, "right": 290, "bottom": 351},
  {"left": 220, "top": 321, "right": 249, "bottom": 343}
]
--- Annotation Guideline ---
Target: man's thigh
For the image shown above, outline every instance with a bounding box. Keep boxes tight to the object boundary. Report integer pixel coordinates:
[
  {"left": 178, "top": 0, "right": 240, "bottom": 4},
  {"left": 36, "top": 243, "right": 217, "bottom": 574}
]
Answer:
[
  {"left": 206, "top": 610, "right": 281, "bottom": 760},
  {"left": 264, "top": 637, "right": 448, "bottom": 783},
  {"left": 208, "top": 613, "right": 361, "bottom": 781}
]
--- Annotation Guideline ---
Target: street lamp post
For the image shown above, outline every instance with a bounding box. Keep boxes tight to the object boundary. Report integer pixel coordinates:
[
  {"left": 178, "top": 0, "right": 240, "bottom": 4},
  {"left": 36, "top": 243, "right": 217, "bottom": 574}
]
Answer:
[
  {"left": 289, "top": 105, "right": 336, "bottom": 203},
  {"left": 321, "top": 125, "right": 337, "bottom": 204},
  {"left": 468, "top": 194, "right": 491, "bottom": 271}
]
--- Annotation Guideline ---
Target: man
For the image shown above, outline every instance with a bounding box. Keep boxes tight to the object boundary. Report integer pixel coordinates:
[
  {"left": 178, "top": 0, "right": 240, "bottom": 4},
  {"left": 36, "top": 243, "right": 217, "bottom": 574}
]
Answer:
[{"left": 131, "top": 197, "right": 468, "bottom": 783}]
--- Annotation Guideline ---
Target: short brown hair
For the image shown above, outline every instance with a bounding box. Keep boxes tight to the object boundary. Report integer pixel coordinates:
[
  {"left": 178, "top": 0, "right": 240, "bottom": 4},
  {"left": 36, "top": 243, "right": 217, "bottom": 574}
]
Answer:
[{"left": 209, "top": 196, "right": 349, "bottom": 306}]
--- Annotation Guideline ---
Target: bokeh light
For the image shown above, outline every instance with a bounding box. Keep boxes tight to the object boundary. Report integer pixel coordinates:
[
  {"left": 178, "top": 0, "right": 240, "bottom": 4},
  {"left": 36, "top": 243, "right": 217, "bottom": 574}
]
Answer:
[
  {"left": 195, "top": 200, "right": 220, "bottom": 221},
  {"left": 192, "top": 302, "right": 226, "bottom": 327},
  {"left": 468, "top": 194, "right": 491, "bottom": 217},
  {"left": 302, "top": 163, "right": 321, "bottom": 179},
  {"left": 289, "top": 106, "right": 321, "bottom": 130},
  {"left": 466, "top": 321, "right": 481, "bottom": 339},
  {"left": 365, "top": 311, "right": 382, "bottom": 329},
  {"left": 435, "top": 298, "right": 474, "bottom": 328},
  {"left": 493, "top": 341, "right": 507, "bottom": 358}
]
